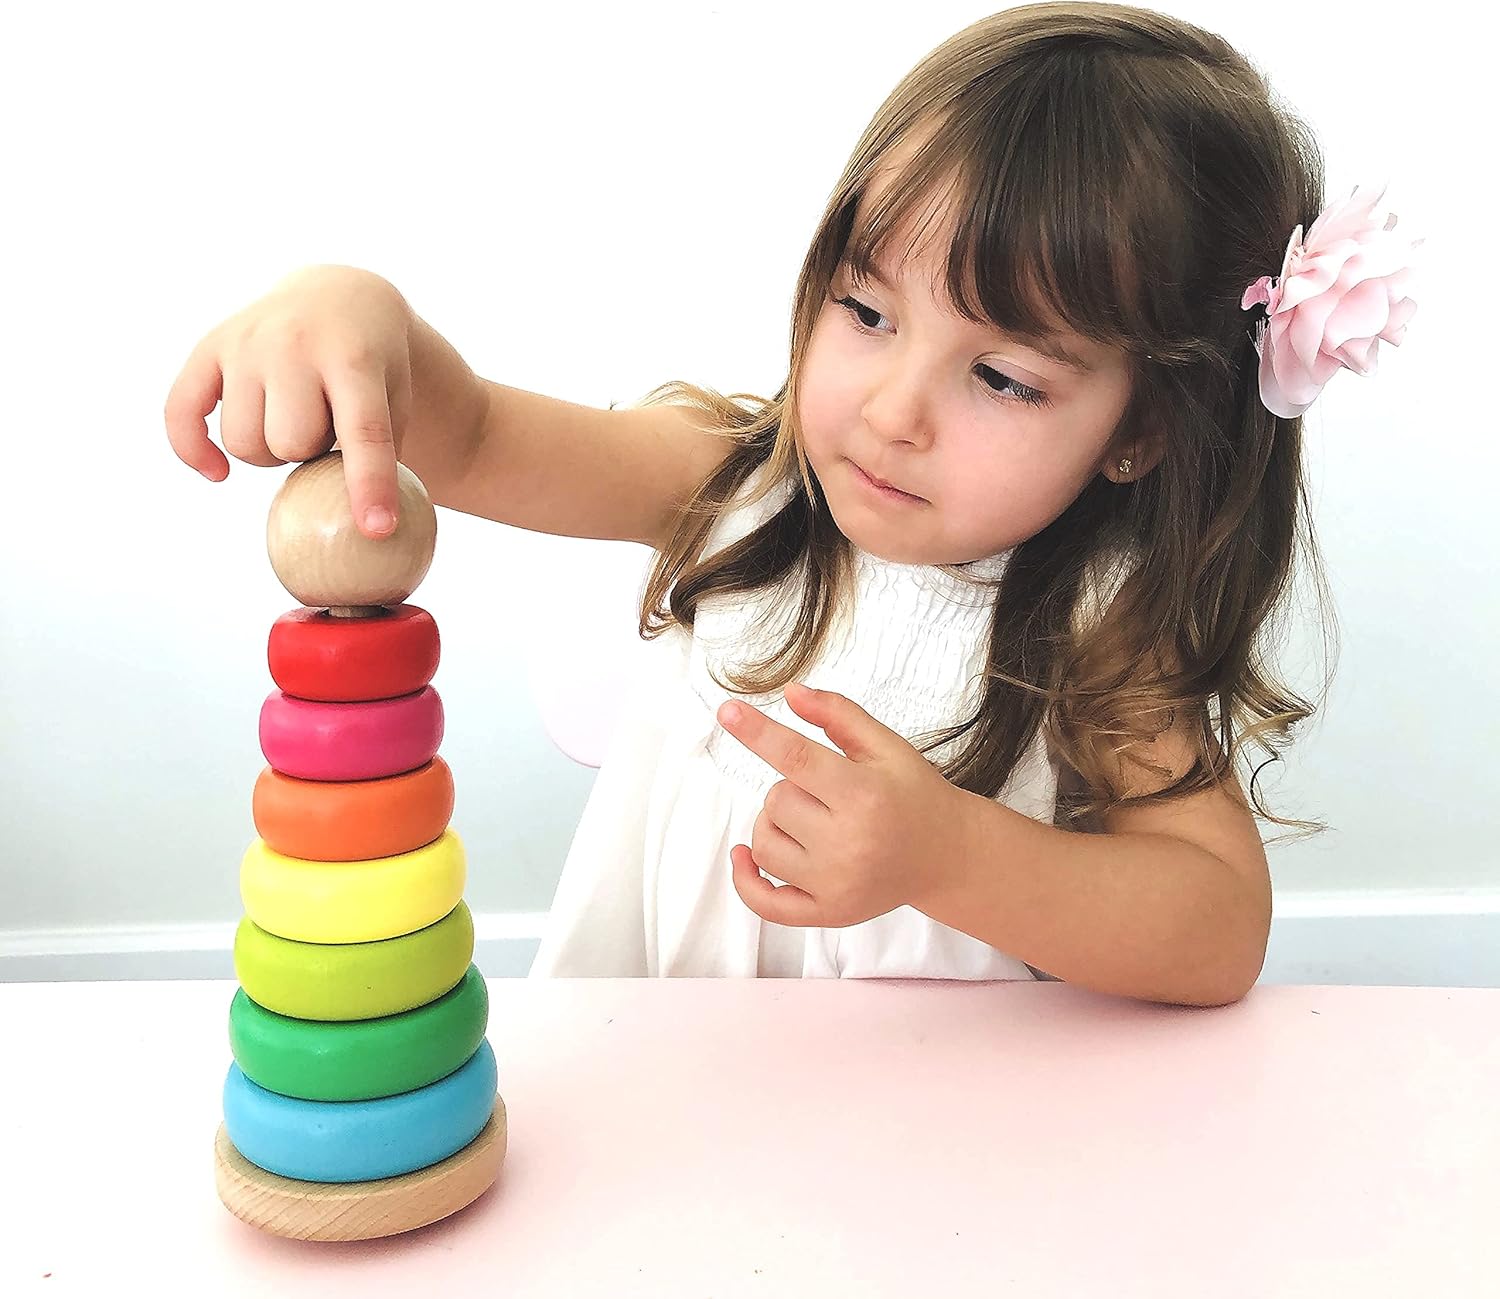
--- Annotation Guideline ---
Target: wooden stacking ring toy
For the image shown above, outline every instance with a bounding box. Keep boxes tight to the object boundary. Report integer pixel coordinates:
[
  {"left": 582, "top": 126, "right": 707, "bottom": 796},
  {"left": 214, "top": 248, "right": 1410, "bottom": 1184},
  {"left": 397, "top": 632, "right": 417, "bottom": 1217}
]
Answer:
[
  {"left": 240, "top": 828, "right": 465, "bottom": 944},
  {"left": 216, "top": 451, "right": 503, "bottom": 1242},
  {"left": 259, "top": 685, "right": 444, "bottom": 782},
  {"left": 268, "top": 603, "right": 440, "bottom": 702},
  {"left": 233, "top": 900, "right": 474, "bottom": 1021},
  {"left": 229, "top": 965, "right": 489, "bottom": 1100},
  {"left": 252, "top": 758, "right": 454, "bottom": 862}
]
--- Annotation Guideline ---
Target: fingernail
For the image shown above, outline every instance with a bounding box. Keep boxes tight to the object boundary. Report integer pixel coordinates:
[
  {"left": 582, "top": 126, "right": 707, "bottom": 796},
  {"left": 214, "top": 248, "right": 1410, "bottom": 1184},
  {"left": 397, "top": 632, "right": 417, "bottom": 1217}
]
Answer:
[
  {"left": 364, "top": 506, "right": 394, "bottom": 535},
  {"left": 720, "top": 702, "right": 742, "bottom": 725}
]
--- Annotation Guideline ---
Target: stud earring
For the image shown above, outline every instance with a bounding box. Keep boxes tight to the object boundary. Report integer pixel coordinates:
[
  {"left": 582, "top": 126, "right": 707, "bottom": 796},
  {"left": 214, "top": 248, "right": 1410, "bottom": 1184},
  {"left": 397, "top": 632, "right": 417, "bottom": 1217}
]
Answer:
[{"left": 1118, "top": 457, "right": 1134, "bottom": 477}]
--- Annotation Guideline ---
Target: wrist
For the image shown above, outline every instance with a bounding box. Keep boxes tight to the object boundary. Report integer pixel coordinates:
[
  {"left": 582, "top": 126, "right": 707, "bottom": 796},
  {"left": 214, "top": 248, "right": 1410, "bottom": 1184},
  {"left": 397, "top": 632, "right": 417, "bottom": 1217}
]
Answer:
[
  {"left": 911, "top": 785, "right": 997, "bottom": 915},
  {"left": 403, "top": 313, "right": 488, "bottom": 486}
]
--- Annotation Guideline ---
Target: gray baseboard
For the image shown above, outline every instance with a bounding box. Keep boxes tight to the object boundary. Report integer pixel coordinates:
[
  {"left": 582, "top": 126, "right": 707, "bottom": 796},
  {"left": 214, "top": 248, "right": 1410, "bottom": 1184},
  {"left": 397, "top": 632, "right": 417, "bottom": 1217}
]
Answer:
[
  {"left": 1, "top": 892, "right": 1496, "bottom": 986},
  {"left": 1260, "top": 889, "right": 1498, "bottom": 987}
]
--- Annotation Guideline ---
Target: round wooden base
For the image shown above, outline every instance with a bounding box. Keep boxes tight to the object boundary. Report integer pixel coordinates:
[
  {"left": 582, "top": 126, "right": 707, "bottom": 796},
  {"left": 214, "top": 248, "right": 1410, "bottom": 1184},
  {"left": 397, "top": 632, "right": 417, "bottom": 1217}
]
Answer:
[{"left": 214, "top": 1095, "right": 506, "bottom": 1241}]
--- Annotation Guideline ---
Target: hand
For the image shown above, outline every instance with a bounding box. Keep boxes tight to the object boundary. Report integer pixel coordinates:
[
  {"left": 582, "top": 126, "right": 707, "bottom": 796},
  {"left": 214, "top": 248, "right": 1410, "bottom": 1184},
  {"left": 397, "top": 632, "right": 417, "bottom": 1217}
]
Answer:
[
  {"left": 716, "top": 682, "right": 976, "bottom": 927},
  {"left": 164, "top": 265, "right": 417, "bottom": 538}
]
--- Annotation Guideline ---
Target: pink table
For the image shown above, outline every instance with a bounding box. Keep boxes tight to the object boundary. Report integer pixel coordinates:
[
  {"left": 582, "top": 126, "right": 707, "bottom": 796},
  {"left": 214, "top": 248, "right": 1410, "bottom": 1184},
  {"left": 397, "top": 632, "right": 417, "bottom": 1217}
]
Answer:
[{"left": 2, "top": 978, "right": 1495, "bottom": 1296}]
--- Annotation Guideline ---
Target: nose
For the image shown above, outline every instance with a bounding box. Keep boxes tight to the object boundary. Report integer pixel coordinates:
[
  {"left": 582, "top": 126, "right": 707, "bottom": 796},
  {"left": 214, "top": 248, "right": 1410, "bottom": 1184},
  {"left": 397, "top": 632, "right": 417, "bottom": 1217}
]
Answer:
[{"left": 859, "top": 349, "right": 938, "bottom": 451}]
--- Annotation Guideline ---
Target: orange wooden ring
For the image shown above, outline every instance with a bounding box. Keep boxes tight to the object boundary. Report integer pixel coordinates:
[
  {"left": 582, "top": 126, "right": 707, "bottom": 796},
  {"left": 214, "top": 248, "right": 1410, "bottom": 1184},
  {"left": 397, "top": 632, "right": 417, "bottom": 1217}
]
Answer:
[{"left": 252, "top": 758, "right": 455, "bottom": 862}]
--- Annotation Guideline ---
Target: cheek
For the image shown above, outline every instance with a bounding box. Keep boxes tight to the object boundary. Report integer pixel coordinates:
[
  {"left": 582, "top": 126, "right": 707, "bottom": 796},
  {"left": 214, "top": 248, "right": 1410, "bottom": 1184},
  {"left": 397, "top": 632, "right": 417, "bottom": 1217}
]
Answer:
[
  {"left": 795, "top": 380, "right": 833, "bottom": 454},
  {"left": 948, "top": 436, "right": 1094, "bottom": 534},
  {"left": 795, "top": 318, "right": 857, "bottom": 453}
]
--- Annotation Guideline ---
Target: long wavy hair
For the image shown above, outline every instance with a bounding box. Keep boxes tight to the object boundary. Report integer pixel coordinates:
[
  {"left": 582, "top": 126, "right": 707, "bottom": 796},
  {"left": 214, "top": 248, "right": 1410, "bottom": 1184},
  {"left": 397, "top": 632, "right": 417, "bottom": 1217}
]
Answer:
[{"left": 629, "top": 2, "right": 1336, "bottom": 839}]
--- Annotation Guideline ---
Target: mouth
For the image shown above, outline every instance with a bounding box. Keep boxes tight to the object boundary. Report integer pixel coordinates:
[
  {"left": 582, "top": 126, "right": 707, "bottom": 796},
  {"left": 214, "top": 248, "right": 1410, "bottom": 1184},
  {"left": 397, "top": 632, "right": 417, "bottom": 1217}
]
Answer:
[{"left": 848, "top": 459, "right": 927, "bottom": 504}]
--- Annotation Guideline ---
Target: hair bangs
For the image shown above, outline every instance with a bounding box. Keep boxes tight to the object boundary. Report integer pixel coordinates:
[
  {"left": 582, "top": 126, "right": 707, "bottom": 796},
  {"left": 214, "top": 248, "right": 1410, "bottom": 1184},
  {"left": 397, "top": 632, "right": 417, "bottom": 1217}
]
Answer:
[{"left": 843, "top": 71, "right": 1159, "bottom": 360}]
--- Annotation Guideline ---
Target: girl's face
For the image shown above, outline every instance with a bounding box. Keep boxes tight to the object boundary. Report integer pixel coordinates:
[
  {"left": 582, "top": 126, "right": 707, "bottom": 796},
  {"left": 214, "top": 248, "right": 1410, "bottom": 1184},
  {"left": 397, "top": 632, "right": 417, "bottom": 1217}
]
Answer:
[{"left": 797, "top": 206, "right": 1140, "bottom": 567}]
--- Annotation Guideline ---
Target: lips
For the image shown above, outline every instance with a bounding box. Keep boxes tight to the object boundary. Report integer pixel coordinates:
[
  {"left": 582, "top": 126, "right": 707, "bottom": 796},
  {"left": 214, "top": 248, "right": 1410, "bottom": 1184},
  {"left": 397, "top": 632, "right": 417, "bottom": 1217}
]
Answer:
[{"left": 851, "top": 460, "right": 925, "bottom": 501}]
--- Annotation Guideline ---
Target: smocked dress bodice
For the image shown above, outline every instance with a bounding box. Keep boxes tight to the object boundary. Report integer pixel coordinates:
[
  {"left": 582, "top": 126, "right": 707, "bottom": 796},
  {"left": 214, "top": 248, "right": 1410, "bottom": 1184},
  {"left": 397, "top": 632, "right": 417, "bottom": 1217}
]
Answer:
[{"left": 529, "top": 465, "right": 1063, "bottom": 979}]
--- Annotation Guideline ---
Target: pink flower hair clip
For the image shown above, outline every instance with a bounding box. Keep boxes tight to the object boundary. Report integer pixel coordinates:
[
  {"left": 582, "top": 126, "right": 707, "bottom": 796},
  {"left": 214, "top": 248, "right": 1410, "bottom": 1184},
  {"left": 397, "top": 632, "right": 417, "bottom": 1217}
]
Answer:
[{"left": 1240, "top": 182, "right": 1422, "bottom": 419}]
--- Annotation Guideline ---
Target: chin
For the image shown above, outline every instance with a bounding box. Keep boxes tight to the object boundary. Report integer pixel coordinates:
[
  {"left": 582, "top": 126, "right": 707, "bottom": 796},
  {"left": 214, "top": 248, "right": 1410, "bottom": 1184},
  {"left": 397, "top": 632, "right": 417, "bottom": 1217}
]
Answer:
[
  {"left": 824, "top": 501, "right": 929, "bottom": 564},
  {"left": 810, "top": 454, "right": 933, "bottom": 561}
]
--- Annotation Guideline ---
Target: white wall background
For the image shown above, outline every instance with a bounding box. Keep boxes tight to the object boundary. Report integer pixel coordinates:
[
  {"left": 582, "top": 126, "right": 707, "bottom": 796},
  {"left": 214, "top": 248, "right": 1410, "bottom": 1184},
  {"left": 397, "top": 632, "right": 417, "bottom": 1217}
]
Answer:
[{"left": 1, "top": 0, "right": 1491, "bottom": 982}]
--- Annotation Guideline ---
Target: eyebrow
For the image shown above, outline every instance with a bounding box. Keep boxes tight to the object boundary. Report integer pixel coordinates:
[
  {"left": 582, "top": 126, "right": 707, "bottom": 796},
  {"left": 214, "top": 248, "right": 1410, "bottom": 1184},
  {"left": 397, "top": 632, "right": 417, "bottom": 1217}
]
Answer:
[{"left": 851, "top": 259, "right": 1095, "bottom": 374}]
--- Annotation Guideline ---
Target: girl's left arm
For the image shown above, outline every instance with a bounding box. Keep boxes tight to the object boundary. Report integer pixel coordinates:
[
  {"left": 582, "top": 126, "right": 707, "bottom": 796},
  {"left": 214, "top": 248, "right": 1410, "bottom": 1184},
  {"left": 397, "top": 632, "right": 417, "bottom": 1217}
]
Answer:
[
  {"left": 716, "top": 683, "right": 1270, "bottom": 1010},
  {"left": 914, "top": 726, "right": 1272, "bottom": 1009}
]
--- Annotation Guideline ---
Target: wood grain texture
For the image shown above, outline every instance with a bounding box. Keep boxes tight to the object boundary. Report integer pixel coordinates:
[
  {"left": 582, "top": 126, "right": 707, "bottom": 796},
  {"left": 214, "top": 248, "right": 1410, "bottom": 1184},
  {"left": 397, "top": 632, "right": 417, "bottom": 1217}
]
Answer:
[
  {"left": 265, "top": 451, "right": 436, "bottom": 614},
  {"left": 213, "top": 1095, "right": 506, "bottom": 1241}
]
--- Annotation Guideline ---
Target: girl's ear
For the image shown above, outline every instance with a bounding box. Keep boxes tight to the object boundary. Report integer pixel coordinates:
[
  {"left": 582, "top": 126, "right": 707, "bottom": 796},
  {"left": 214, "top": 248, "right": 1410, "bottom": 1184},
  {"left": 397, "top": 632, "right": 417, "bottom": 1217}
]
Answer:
[{"left": 1101, "top": 426, "right": 1166, "bottom": 484}]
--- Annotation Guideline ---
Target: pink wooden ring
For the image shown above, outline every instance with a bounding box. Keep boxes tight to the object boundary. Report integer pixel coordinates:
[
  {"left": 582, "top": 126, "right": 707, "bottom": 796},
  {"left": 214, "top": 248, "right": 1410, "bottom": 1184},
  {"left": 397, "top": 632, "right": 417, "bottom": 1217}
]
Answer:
[{"left": 259, "top": 686, "right": 444, "bottom": 782}]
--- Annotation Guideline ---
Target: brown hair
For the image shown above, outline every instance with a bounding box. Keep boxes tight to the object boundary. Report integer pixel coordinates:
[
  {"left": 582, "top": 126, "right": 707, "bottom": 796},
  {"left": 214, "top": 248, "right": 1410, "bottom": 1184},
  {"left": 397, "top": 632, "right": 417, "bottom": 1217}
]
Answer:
[{"left": 630, "top": 2, "right": 1335, "bottom": 839}]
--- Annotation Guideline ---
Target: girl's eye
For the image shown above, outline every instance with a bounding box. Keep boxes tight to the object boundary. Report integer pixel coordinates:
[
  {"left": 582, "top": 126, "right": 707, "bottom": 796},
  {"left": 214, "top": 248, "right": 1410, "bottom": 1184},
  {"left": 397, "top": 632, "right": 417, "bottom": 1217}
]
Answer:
[
  {"left": 974, "top": 363, "right": 1049, "bottom": 408},
  {"left": 830, "top": 292, "right": 1051, "bottom": 409},
  {"left": 835, "top": 292, "right": 891, "bottom": 334}
]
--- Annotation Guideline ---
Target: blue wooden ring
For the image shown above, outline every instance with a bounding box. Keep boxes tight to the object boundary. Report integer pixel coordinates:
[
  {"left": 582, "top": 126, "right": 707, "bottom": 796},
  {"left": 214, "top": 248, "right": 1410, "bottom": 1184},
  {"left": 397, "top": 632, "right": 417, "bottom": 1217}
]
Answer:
[{"left": 222, "top": 1038, "right": 497, "bottom": 1183}]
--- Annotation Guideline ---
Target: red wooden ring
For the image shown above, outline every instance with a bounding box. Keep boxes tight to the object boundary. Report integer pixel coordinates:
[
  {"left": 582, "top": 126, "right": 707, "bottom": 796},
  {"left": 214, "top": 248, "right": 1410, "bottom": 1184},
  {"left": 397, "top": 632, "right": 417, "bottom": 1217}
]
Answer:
[{"left": 268, "top": 604, "right": 440, "bottom": 702}]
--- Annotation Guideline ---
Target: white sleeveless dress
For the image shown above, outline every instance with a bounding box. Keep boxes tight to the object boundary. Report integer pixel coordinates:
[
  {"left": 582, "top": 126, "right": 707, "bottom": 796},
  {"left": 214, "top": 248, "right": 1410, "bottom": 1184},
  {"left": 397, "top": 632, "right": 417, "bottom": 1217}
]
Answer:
[{"left": 528, "top": 463, "right": 1077, "bottom": 980}]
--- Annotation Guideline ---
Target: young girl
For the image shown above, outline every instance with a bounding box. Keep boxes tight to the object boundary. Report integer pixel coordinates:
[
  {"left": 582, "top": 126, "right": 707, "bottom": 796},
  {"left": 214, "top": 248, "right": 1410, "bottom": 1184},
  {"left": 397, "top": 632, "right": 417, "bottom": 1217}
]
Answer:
[{"left": 165, "top": 3, "right": 1419, "bottom": 1006}]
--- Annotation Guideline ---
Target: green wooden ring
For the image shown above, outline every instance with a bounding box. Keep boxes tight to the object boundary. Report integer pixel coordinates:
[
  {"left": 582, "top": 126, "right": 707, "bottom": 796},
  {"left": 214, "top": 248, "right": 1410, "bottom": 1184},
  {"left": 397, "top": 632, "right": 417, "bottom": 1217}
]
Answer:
[
  {"left": 233, "top": 900, "right": 474, "bottom": 1021},
  {"left": 229, "top": 966, "right": 489, "bottom": 1101}
]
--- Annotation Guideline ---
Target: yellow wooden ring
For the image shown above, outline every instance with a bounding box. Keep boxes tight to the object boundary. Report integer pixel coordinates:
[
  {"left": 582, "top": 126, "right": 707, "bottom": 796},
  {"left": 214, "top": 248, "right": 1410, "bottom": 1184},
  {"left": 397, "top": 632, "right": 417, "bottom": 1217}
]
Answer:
[
  {"left": 233, "top": 900, "right": 475, "bottom": 1021},
  {"left": 240, "top": 828, "right": 465, "bottom": 944}
]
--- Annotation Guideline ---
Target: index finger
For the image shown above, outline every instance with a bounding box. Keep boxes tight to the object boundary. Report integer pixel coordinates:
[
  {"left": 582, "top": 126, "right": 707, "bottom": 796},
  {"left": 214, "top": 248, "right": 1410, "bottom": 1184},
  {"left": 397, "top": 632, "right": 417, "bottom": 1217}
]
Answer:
[
  {"left": 717, "top": 700, "right": 846, "bottom": 805},
  {"left": 326, "top": 373, "right": 400, "bottom": 538},
  {"left": 163, "top": 342, "right": 229, "bottom": 480}
]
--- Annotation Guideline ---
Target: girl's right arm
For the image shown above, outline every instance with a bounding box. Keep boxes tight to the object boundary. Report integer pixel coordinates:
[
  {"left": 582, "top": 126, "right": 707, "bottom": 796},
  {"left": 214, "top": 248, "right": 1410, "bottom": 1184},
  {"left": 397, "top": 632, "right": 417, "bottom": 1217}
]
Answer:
[{"left": 164, "top": 264, "right": 726, "bottom": 547}]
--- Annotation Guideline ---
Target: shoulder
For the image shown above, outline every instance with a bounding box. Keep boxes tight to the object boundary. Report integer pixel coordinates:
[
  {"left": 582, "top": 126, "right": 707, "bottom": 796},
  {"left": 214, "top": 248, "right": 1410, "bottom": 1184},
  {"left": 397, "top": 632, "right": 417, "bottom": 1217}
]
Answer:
[
  {"left": 1098, "top": 704, "right": 1271, "bottom": 926},
  {"left": 1053, "top": 541, "right": 1269, "bottom": 853}
]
